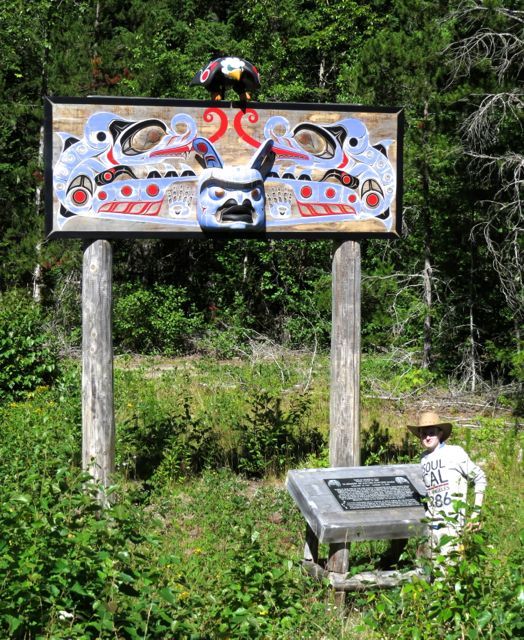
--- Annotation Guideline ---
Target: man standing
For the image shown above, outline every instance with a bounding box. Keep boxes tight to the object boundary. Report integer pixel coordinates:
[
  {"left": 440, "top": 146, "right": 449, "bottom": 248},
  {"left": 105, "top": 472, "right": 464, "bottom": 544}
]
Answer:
[{"left": 408, "top": 411, "right": 487, "bottom": 557}]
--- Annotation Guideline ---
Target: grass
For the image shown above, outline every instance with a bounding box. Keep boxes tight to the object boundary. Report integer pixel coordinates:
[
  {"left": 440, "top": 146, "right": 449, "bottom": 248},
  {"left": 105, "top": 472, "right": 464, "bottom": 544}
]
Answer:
[{"left": 0, "top": 353, "right": 522, "bottom": 638}]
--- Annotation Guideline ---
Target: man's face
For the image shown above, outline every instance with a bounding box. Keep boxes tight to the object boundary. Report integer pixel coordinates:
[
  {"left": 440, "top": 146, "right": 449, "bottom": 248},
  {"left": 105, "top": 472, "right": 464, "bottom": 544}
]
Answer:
[{"left": 419, "top": 426, "right": 442, "bottom": 452}]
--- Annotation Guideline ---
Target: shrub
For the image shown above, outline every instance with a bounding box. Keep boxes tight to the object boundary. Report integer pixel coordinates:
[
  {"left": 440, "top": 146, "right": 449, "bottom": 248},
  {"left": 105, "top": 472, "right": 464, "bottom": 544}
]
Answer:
[
  {"left": 113, "top": 284, "right": 203, "bottom": 355},
  {"left": 117, "top": 397, "right": 222, "bottom": 483},
  {"left": 361, "top": 526, "right": 523, "bottom": 639},
  {"left": 0, "top": 289, "right": 58, "bottom": 401},
  {"left": 0, "top": 470, "right": 202, "bottom": 639},
  {"left": 235, "top": 390, "right": 324, "bottom": 477}
]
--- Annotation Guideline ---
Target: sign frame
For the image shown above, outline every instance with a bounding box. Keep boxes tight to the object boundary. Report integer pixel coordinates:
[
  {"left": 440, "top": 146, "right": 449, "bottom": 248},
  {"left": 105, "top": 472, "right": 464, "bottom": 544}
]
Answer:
[{"left": 44, "top": 96, "right": 404, "bottom": 240}]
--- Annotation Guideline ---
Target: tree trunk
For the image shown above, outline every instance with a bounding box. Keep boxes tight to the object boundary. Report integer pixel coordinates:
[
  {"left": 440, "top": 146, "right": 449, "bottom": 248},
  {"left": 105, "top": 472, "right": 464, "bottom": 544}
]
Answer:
[
  {"left": 421, "top": 101, "right": 433, "bottom": 369},
  {"left": 32, "top": 123, "right": 45, "bottom": 302}
]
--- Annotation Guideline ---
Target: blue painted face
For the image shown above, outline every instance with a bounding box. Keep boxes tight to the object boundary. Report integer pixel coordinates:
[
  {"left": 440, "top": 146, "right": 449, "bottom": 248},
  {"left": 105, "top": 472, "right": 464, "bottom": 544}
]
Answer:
[
  {"left": 197, "top": 166, "right": 266, "bottom": 231},
  {"left": 194, "top": 137, "right": 274, "bottom": 232}
]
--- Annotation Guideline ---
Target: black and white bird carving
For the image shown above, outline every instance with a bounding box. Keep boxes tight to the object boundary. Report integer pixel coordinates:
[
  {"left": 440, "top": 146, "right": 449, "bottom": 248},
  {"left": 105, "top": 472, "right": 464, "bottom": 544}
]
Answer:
[{"left": 190, "top": 56, "right": 260, "bottom": 101}]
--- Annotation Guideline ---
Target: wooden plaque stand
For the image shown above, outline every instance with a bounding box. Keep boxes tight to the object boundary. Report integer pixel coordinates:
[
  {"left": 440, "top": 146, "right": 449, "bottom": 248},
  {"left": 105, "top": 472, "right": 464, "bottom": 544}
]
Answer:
[{"left": 287, "top": 465, "right": 428, "bottom": 599}]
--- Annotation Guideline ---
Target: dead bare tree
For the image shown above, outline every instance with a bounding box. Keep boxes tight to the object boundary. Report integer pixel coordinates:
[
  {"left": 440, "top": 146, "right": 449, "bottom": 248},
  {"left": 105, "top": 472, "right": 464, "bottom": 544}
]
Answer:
[{"left": 445, "top": 1, "right": 523, "bottom": 361}]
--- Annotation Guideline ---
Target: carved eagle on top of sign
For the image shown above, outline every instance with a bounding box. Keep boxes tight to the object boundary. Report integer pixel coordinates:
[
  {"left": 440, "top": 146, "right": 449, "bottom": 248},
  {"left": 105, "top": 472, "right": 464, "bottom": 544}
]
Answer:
[{"left": 190, "top": 56, "right": 260, "bottom": 101}]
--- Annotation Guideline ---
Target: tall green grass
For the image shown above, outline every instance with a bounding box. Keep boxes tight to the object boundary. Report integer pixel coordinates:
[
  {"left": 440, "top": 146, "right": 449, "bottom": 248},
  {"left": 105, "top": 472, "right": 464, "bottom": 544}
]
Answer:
[{"left": 0, "top": 356, "right": 521, "bottom": 638}]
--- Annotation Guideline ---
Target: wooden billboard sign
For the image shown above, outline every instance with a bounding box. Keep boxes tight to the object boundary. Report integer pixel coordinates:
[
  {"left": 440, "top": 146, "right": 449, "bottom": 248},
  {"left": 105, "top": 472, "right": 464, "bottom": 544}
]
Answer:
[{"left": 44, "top": 97, "right": 403, "bottom": 239}]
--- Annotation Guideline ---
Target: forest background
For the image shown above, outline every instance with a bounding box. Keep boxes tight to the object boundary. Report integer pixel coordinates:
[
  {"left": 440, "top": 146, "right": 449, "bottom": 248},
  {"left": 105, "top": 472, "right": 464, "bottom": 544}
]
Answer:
[{"left": 0, "top": 0, "right": 522, "bottom": 395}]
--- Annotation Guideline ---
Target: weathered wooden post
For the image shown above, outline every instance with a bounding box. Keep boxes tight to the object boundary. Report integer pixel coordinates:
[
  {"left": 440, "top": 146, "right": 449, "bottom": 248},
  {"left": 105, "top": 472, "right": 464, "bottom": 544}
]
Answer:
[
  {"left": 327, "top": 239, "right": 361, "bottom": 605},
  {"left": 329, "top": 239, "right": 361, "bottom": 468},
  {"left": 82, "top": 239, "right": 114, "bottom": 499}
]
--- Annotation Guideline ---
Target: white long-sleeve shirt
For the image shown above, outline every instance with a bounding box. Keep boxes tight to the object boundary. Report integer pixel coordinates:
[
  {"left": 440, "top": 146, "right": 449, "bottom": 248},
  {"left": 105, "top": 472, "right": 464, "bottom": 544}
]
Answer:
[{"left": 420, "top": 442, "right": 487, "bottom": 528}]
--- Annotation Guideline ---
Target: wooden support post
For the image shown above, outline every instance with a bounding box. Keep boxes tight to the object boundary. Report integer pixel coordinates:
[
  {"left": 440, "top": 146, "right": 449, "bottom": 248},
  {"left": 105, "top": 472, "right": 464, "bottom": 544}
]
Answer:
[
  {"left": 329, "top": 239, "right": 361, "bottom": 467},
  {"left": 326, "top": 542, "right": 351, "bottom": 607},
  {"left": 328, "top": 240, "right": 362, "bottom": 606},
  {"left": 304, "top": 524, "right": 319, "bottom": 563},
  {"left": 82, "top": 240, "right": 115, "bottom": 498}
]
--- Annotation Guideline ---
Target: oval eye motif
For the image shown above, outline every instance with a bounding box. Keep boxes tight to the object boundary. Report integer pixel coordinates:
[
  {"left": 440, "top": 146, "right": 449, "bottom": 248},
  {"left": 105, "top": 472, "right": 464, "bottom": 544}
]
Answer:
[
  {"left": 210, "top": 187, "right": 225, "bottom": 200},
  {"left": 251, "top": 188, "right": 262, "bottom": 200}
]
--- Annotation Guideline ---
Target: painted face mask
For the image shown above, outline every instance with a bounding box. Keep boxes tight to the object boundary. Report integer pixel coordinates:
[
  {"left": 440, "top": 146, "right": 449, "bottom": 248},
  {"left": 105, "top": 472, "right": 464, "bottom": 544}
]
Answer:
[{"left": 194, "top": 137, "right": 274, "bottom": 232}]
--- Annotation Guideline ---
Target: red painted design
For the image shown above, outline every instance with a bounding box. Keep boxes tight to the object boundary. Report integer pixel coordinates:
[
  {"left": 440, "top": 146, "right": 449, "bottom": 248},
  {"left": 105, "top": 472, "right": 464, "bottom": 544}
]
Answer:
[
  {"left": 337, "top": 153, "right": 349, "bottom": 169},
  {"left": 349, "top": 194, "right": 357, "bottom": 203},
  {"left": 99, "top": 191, "right": 107, "bottom": 200},
  {"left": 325, "top": 187, "right": 336, "bottom": 199},
  {"left": 297, "top": 202, "right": 356, "bottom": 217},
  {"left": 196, "top": 142, "right": 208, "bottom": 153},
  {"left": 300, "top": 185, "right": 313, "bottom": 198},
  {"left": 121, "top": 185, "right": 133, "bottom": 197},
  {"left": 150, "top": 145, "right": 190, "bottom": 157},
  {"left": 106, "top": 148, "right": 117, "bottom": 165},
  {"left": 103, "top": 171, "right": 113, "bottom": 181},
  {"left": 146, "top": 184, "right": 160, "bottom": 197},
  {"left": 272, "top": 146, "right": 309, "bottom": 160},
  {"left": 366, "top": 193, "right": 380, "bottom": 207},
  {"left": 204, "top": 108, "right": 228, "bottom": 142},
  {"left": 233, "top": 109, "right": 261, "bottom": 148},
  {"left": 72, "top": 189, "right": 88, "bottom": 205},
  {"left": 99, "top": 200, "right": 162, "bottom": 216}
]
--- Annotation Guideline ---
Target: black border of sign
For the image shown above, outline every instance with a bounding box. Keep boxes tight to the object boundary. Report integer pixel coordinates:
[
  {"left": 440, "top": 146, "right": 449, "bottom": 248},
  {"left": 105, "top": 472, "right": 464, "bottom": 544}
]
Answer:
[{"left": 44, "top": 96, "right": 404, "bottom": 240}]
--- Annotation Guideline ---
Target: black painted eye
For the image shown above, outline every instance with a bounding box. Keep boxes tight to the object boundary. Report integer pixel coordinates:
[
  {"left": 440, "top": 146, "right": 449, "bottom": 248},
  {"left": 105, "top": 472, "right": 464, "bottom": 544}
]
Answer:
[
  {"left": 97, "top": 132, "right": 107, "bottom": 141},
  {"left": 349, "top": 137, "right": 358, "bottom": 147}
]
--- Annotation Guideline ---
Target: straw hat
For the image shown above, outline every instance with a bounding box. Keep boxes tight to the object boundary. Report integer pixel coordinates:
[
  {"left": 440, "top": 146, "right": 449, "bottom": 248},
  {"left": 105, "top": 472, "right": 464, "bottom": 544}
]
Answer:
[{"left": 407, "top": 411, "right": 452, "bottom": 441}]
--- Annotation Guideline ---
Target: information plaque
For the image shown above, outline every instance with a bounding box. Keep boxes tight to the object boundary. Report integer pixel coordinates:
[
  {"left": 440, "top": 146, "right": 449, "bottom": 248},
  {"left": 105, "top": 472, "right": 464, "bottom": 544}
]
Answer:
[
  {"left": 324, "top": 476, "right": 422, "bottom": 511},
  {"left": 286, "top": 464, "right": 427, "bottom": 543}
]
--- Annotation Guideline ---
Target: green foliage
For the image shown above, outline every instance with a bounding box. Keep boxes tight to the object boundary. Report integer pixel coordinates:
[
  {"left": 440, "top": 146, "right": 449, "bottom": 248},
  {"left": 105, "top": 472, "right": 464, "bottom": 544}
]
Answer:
[
  {"left": 0, "top": 289, "right": 57, "bottom": 401},
  {"left": 0, "top": 381, "right": 200, "bottom": 638},
  {"left": 118, "top": 397, "right": 222, "bottom": 483},
  {"left": 236, "top": 389, "right": 324, "bottom": 478},
  {"left": 0, "top": 359, "right": 522, "bottom": 637},
  {"left": 1, "top": 471, "right": 179, "bottom": 638},
  {"left": 208, "top": 527, "right": 320, "bottom": 638},
  {"left": 361, "top": 527, "right": 523, "bottom": 639},
  {"left": 116, "top": 372, "right": 324, "bottom": 484},
  {"left": 362, "top": 420, "right": 416, "bottom": 466},
  {"left": 113, "top": 283, "right": 204, "bottom": 355}
]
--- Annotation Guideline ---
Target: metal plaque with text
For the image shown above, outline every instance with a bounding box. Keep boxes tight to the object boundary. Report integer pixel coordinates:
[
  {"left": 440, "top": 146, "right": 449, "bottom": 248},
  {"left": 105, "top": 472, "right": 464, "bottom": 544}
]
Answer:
[{"left": 324, "top": 475, "right": 422, "bottom": 511}]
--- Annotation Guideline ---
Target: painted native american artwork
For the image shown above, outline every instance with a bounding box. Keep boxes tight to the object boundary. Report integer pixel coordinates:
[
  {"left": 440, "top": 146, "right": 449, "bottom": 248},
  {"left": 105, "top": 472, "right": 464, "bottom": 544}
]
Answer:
[
  {"left": 190, "top": 56, "right": 261, "bottom": 102},
  {"left": 45, "top": 98, "right": 403, "bottom": 238}
]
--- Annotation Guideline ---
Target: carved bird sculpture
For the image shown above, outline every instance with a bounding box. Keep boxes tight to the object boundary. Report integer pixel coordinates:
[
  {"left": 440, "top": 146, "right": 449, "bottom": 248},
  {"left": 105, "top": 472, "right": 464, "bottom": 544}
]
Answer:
[{"left": 190, "top": 56, "right": 260, "bottom": 101}]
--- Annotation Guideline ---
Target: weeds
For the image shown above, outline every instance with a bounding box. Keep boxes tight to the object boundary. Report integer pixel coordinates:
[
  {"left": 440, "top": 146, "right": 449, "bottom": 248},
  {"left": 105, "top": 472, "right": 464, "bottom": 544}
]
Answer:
[{"left": 0, "top": 357, "right": 522, "bottom": 638}]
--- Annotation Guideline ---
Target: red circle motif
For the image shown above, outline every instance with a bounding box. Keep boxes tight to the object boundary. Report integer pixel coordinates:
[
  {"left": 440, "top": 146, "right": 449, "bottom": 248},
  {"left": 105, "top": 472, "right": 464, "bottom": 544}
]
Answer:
[
  {"left": 121, "top": 185, "right": 133, "bottom": 197},
  {"left": 300, "top": 185, "right": 313, "bottom": 198},
  {"left": 72, "top": 189, "right": 87, "bottom": 205},
  {"left": 146, "top": 184, "right": 160, "bottom": 197},
  {"left": 366, "top": 193, "right": 380, "bottom": 207},
  {"left": 325, "top": 187, "right": 336, "bottom": 199}
]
